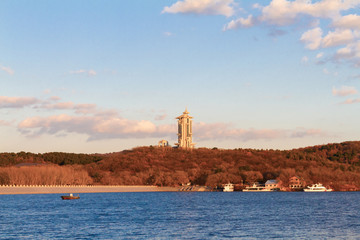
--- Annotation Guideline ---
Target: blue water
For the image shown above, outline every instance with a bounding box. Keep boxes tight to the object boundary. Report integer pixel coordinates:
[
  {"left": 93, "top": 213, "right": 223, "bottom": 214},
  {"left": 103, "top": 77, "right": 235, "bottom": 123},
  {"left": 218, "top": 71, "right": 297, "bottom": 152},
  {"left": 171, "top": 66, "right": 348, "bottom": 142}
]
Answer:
[{"left": 1, "top": 192, "right": 360, "bottom": 239}]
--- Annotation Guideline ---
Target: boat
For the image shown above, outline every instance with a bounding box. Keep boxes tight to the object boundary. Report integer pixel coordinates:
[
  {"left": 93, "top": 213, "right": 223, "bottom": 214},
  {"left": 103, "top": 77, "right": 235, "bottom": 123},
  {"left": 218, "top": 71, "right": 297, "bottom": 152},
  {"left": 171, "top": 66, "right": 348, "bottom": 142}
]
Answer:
[
  {"left": 223, "top": 183, "right": 234, "bottom": 192},
  {"left": 61, "top": 193, "right": 80, "bottom": 200},
  {"left": 243, "top": 183, "right": 272, "bottom": 192},
  {"left": 303, "top": 183, "right": 333, "bottom": 192}
]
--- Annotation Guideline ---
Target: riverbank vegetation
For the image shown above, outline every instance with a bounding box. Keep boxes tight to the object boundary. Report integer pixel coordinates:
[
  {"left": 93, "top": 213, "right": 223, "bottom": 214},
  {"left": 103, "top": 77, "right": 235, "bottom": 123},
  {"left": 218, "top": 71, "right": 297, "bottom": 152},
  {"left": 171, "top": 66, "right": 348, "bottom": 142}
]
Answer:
[{"left": 1, "top": 141, "right": 360, "bottom": 191}]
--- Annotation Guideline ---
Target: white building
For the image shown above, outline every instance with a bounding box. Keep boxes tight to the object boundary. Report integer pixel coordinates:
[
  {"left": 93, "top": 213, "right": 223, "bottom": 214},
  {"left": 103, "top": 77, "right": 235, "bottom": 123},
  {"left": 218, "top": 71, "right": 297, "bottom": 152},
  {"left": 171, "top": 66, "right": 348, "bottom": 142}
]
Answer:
[
  {"left": 265, "top": 180, "right": 281, "bottom": 191},
  {"left": 158, "top": 140, "right": 169, "bottom": 147}
]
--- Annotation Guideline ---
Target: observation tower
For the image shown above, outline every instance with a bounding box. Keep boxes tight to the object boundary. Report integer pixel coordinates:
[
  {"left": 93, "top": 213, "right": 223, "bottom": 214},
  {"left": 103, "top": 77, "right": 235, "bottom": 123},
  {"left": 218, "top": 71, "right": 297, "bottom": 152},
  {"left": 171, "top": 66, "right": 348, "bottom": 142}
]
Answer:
[{"left": 175, "top": 108, "right": 195, "bottom": 149}]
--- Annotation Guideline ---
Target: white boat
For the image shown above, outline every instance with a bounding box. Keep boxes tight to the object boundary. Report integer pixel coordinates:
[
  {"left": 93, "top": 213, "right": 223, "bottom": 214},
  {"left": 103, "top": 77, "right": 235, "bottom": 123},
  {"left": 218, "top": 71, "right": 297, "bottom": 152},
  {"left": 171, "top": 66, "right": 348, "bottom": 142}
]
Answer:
[
  {"left": 223, "top": 183, "right": 234, "bottom": 192},
  {"left": 242, "top": 183, "right": 271, "bottom": 192},
  {"left": 303, "top": 183, "right": 333, "bottom": 192}
]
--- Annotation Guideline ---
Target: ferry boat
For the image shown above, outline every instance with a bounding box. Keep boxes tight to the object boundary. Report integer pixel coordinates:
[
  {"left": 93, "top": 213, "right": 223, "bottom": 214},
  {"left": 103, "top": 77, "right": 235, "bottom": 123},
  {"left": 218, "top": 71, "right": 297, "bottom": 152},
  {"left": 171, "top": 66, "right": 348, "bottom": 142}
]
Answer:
[
  {"left": 303, "top": 183, "right": 333, "bottom": 192},
  {"left": 61, "top": 193, "right": 80, "bottom": 200},
  {"left": 223, "top": 183, "right": 234, "bottom": 192},
  {"left": 242, "top": 183, "right": 271, "bottom": 192}
]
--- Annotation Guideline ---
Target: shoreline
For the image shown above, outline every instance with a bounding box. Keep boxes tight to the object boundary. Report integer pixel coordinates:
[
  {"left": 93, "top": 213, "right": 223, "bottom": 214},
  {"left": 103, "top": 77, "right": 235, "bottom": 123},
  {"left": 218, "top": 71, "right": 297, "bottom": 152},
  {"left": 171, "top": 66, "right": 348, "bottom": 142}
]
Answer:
[{"left": 0, "top": 185, "right": 179, "bottom": 195}]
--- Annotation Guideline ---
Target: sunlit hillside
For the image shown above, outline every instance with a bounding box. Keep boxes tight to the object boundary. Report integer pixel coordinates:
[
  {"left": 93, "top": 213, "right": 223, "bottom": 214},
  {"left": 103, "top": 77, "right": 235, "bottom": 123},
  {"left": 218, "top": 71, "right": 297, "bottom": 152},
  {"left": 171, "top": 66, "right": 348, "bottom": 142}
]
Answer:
[{"left": 1, "top": 141, "right": 360, "bottom": 191}]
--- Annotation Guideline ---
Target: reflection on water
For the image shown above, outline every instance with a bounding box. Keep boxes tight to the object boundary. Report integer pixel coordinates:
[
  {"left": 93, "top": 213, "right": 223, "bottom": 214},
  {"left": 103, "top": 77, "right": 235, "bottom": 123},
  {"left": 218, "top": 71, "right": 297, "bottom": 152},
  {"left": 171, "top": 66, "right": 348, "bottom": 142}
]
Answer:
[{"left": 1, "top": 192, "right": 360, "bottom": 239}]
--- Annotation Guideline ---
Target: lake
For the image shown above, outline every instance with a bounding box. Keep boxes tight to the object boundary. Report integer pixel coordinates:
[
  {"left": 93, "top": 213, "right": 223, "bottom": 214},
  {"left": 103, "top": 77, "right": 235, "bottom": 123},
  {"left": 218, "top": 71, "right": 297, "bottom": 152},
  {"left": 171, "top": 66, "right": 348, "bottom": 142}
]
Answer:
[{"left": 1, "top": 192, "right": 360, "bottom": 239}]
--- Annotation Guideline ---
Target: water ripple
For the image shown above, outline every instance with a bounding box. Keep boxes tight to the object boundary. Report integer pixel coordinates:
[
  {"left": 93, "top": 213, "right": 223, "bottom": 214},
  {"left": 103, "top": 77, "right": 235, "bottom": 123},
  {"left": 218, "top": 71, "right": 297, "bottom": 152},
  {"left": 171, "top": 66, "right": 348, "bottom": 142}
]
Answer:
[{"left": 1, "top": 192, "right": 360, "bottom": 239}]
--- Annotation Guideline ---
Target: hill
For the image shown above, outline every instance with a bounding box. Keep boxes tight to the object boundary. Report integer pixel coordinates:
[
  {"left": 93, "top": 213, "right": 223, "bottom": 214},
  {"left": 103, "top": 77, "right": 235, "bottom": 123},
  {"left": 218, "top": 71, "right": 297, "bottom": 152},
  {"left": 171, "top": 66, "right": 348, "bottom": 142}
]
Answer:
[{"left": 1, "top": 141, "right": 360, "bottom": 191}]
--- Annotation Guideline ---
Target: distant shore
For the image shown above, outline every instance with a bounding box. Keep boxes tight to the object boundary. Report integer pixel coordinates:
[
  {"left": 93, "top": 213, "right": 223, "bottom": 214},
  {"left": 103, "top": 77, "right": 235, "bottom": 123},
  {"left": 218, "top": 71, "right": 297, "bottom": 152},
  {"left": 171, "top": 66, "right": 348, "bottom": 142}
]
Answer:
[{"left": 0, "top": 185, "right": 179, "bottom": 195}]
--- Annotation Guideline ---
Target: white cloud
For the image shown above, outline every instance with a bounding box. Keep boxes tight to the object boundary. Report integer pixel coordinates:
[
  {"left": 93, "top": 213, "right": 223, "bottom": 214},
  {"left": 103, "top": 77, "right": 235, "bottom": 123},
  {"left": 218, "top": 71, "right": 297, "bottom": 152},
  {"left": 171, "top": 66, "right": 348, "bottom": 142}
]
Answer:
[
  {"left": 335, "top": 44, "right": 355, "bottom": 59},
  {"left": 49, "top": 96, "right": 61, "bottom": 101},
  {"left": 194, "top": 122, "right": 324, "bottom": 141},
  {"left": 2, "top": 93, "right": 326, "bottom": 143},
  {"left": 316, "top": 52, "right": 324, "bottom": 58},
  {"left": 0, "top": 96, "right": 39, "bottom": 108},
  {"left": 332, "top": 86, "right": 358, "bottom": 97},
  {"left": 322, "top": 29, "right": 354, "bottom": 48},
  {"left": 18, "top": 115, "right": 325, "bottom": 142},
  {"left": 38, "top": 101, "right": 101, "bottom": 115},
  {"left": 223, "top": 15, "right": 255, "bottom": 30},
  {"left": 0, "top": 95, "right": 102, "bottom": 116},
  {"left": 18, "top": 114, "right": 176, "bottom": 140},
  {"left": 219, "top": 0, "right": 360, "bottom": 67},
  {"left": 69, "top": 69, "right": 97, "bottom": 77},
  {"left": 301, "top": 28, "right": 356, "bottom": 58},
  {"left": 41, "top": 102, "right": 75, "bottom": 110},
  {"left": 0, "top": 65, "right": 14, "bottom": 75},
  {"left": 0, "top": 120, "right": 12, "bottom": 126},
  {"left": 333, "top": 41, "right": 360, "bottom": 66},
  {"left": 340, "top": 98, "right": 360, "bottom": 104},
  {"left": 162, "top": 0, "right": 236, "bottom": 17},
  {"left": 69, "top": 69, "right": 86, "bottom": 74},
  {"left": 258, "top": 0, "right": 359, "bottom": 26},
  {"left": 74, "top": 104, "right": 98, "bottom": 114},
  {"left": 301, "top": 27, "right": 323, "bottom": 50},
  {"left": 333, "top": 14, "right": 360, "bottom": 30},
  {"left": 290, "top": 128, "right": 323, "bottom": 138},
  {"left": 259, "top": 0, "right": 301, "bottom": 26}
]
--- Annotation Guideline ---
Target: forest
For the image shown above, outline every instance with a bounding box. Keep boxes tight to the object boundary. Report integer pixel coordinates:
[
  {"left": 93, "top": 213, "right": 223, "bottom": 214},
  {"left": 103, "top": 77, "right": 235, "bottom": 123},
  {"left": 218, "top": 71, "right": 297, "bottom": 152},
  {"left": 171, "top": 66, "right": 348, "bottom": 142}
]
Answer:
[{"left": 1, "top": 141, "right": 360, "bottom": 191}]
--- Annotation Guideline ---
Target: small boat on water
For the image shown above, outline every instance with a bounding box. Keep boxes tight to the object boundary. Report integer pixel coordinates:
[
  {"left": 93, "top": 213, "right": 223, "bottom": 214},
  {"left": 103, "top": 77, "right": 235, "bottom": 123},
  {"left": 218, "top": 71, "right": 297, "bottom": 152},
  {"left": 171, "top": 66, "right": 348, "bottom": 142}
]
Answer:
[
  {"left": 303, "top": 183, "right": 333, "bottom": 192},
  {"left": 223, "top": 183, "right": 234, "bottom": 192},
  {"left": 61, "top": 193, "right": 80, "bottom": 200}
]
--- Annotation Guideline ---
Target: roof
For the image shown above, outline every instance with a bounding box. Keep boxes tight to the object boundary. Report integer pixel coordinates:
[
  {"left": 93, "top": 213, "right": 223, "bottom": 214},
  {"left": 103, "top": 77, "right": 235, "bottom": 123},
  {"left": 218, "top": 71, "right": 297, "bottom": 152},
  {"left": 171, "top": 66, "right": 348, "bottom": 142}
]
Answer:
[
  {"left": 265, "top": 180, "right": 279, "bottom": 185},
  {"left": 289, "top": 176, "right": 303, "bottom": 180},
  {"left": 176, "top": 108, "right": 193, "bottom": 119}
]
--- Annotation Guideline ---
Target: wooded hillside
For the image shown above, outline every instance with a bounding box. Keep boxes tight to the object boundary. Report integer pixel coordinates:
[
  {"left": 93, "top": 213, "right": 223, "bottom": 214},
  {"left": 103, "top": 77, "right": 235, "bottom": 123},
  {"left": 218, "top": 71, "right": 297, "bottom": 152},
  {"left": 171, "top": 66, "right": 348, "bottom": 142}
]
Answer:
[{"left": 1, "top": 141, "right": 360, "bottom": 191}]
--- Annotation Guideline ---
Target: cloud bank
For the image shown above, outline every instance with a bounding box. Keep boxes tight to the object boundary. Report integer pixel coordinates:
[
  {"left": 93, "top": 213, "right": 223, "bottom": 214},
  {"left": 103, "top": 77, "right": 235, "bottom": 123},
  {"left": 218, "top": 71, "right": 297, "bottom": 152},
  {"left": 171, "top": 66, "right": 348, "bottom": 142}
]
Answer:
[
  {"left": 17, "top": 115, "right": 324, "bottom": 142},
  {"left": 18, "top": 114, "right": 175, "bottom": 141},
  {"left": 194, "top": 122, "right": 324, "bottom": 141},
  {"left": 0, "top": 96, "right": 39, "bottom": 108},
  {"left": 0, "top": 95, "right": 325, "bottom": 143}
]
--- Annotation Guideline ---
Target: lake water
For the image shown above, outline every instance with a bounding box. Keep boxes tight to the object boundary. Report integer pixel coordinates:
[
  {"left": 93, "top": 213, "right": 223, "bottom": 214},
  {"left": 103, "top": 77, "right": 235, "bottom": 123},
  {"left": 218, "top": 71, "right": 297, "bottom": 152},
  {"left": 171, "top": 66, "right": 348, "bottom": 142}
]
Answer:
[{"left": 1, "top": 192, "right": 360, "bottom": 239}]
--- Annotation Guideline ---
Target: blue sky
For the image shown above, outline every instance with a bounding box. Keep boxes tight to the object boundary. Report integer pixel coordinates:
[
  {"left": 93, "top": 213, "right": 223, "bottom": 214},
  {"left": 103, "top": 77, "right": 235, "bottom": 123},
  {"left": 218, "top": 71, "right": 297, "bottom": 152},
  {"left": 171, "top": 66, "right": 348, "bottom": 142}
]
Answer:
[{"left": 1, "top": 0, "right": 360, "bottom": 153}]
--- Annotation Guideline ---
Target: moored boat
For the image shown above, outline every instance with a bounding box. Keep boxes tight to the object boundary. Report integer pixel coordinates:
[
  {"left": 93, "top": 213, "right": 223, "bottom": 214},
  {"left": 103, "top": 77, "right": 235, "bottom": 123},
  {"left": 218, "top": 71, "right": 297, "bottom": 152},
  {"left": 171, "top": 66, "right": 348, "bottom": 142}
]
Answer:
[
  {"left": 61, "top": 193, "right": 80, "bottom": 200},
  {"left": 303, "top": 183, "right": 333, "bottom": 192},
  {"left": 223, "top": 183, "right": 234, "bottom": 192},
  {"left": 243, "top": 183, "right": 272, "bottom": 192}
]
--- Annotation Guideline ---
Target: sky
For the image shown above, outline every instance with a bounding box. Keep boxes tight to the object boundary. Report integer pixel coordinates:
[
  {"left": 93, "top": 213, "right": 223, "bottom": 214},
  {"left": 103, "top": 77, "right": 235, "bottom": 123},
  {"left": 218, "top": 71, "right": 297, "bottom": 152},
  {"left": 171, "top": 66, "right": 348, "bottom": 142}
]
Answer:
[{"left": 1, "top": 0, "right": 360, "bottom": 153}]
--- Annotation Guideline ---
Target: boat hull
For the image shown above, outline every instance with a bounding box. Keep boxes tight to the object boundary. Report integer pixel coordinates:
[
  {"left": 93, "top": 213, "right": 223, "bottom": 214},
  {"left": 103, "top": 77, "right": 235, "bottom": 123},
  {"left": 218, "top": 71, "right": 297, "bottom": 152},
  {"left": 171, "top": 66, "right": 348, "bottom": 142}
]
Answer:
[
  {"left": 243, "top": 189, "right": 272, "bottom": 192},
  {"left": 303, "top": 189, "right": 333, "bottom": 192},
  {"left": 61, "top": 196, "right": 80, "bottom": 200}
]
